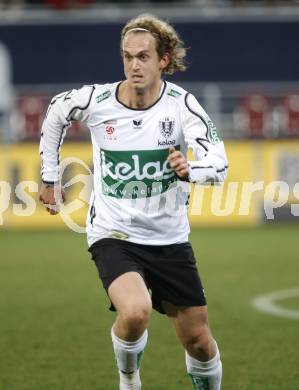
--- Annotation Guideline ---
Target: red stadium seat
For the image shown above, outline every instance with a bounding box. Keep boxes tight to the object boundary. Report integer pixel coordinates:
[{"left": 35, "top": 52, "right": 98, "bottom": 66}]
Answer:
[
  {"left": 17, "top": 94, "right": 48, "bottom": 140},
  {"left": 283, "top": 94, "right": 299, "bottom": 136},
  {"left": 240, "top": 94, "right": 270, "bottom": 138}
]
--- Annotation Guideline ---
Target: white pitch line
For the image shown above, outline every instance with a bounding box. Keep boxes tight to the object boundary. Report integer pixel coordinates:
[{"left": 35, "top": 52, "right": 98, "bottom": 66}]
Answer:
[{"left": 252, "top": 287, "right": 299, "bottom": 320}]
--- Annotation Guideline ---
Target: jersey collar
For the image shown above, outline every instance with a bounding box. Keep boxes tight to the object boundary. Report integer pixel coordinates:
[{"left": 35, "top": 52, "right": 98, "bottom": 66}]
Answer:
[{"left": 115, "top": 80, "right": 167, "bottom": 111}]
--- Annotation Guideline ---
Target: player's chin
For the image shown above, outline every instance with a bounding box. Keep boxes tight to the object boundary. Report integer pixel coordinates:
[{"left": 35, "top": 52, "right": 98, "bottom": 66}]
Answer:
[
  {"left": 133, "top": 83, "right": 146, "bottom": 92},
  {"left": 130, "top": 78, "right": 145, "bottom": 88}
]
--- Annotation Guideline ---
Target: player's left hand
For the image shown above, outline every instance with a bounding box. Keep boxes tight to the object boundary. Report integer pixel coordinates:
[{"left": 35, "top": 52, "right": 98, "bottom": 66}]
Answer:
[{"left": 168, "top": 147, "right": 189, "bottom": 180}]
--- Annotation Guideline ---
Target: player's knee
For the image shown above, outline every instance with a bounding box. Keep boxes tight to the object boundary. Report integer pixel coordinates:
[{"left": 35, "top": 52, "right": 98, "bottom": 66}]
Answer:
[
  {"left": 184, "top": 325, "right": 213, "bottom": 356},
  {"left": 121, "top": 304, "right": 152, "bottom": 332}
]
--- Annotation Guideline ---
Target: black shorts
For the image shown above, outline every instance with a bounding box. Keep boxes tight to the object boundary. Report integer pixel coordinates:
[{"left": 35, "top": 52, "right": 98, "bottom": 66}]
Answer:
[{"left": 88, "top": 238, "right": 207, "bottom": 314}]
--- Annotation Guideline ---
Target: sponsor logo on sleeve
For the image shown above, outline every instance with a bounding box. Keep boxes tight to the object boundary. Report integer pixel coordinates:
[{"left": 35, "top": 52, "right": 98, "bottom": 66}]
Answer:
[
  {"left": 96, "top": 90, "right": 111, "bottom": 103},
  {"left": 207, "top": 120, "right": 222, "bottom": 145},
  {"left": 167, "top": 89, "right": 182, "bottom": 98}
]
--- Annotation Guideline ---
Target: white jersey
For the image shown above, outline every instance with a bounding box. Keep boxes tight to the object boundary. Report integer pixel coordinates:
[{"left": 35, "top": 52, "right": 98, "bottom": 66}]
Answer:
[{"left": 40, "top": 81, "right": 228, "bottom": 246}]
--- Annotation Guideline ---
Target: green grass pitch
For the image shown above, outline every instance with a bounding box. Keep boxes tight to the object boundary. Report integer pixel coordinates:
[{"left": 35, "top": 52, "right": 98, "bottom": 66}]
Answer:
[{"left": 0, "top": 225, "right": 298, "bottom": 390}]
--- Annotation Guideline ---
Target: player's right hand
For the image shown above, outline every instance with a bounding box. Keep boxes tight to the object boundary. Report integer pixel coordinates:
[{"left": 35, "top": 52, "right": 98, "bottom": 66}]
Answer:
[
  {"left": 168, "top": 147, "right": 189, "bottom": 180},
  {"left": 39, "top": 183, "right": 65, "bottom": 215}
]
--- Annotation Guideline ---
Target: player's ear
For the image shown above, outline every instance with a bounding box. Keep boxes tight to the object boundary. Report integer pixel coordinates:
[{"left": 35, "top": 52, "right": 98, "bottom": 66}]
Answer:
[{"left": 159, "top": 53, "right": 170, "bottom": 71}]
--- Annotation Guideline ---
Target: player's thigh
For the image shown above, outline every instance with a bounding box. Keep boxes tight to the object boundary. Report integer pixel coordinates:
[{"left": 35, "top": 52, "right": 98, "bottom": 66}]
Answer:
[
  {"left": 163, "top": 302, "right": 212, "bottom": 347},
  {"left": 108, "top": 271, "right": 152, "bottom": 316}
]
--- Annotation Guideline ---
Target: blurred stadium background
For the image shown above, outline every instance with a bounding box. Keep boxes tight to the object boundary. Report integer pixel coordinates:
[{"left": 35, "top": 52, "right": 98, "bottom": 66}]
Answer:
[{"left": 0, "top": 1, "right": 298, "bottom": 389}]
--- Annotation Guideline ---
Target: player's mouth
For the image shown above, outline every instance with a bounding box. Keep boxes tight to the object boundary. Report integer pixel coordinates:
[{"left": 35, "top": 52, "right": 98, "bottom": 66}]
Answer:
[{"left": 132, "top": 75, "right": 143, "bottom": 81}]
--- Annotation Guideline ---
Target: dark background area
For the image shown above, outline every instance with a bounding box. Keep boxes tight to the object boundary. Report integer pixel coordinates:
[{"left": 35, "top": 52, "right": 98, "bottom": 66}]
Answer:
[{"left": 1, "top": 20, "right": 298, "bottom": 85}]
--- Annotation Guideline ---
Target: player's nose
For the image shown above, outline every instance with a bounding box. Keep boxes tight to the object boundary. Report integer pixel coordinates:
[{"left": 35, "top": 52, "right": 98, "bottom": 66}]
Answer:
[{"left": 132, "top": 57, "right": 140, "bottom": 70}]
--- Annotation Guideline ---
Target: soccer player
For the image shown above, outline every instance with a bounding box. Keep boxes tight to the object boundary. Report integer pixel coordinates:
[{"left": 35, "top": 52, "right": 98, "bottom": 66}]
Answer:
[{"left": 39, "top": 14, "right": 228, "bottom": 390}]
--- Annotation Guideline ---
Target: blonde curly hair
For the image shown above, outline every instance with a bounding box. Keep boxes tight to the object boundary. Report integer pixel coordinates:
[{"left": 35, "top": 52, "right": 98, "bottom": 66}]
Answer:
[{"left": 120, "top": 14, "right": 187, "bottom": 75}]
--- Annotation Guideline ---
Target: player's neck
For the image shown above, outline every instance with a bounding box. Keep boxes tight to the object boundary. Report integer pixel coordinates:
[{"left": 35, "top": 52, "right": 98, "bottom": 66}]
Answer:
[{"left": 118, "top": 80, "right": 163, "bottom": 109}]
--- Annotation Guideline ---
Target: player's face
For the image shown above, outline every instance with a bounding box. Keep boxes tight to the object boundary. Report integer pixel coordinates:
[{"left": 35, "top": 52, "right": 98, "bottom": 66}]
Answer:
[{"left": 122, "top": 32, "right": 168, "bottom": 91}]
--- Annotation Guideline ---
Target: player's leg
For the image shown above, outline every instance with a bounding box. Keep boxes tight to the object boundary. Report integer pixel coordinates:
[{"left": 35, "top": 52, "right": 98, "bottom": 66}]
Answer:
[
  {"left": 164, "top": 302, "right": 222, "bottom": 390},
  {"left": 89, "top": 239, "right": 152, "bottom": 389},
  {"left": 109, "top": 271, "right": 152, "bottom": 389}
]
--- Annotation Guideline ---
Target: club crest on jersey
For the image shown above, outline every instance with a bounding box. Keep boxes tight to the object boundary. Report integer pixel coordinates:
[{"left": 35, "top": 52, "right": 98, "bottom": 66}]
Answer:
[
  {"left": 158, "top": 117, "right": 176, "bottom": 146},
  {"left": 159, "top": 117, "right": 175, "bottom": 138}
]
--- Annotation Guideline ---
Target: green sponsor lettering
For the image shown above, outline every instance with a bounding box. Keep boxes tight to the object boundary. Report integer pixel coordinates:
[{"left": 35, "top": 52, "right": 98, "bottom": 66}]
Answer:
[
  {"left": 167, "top": 89, "right": 182, "bottom": 98},
  {"left": 96, "top": 90, "right": 111, "bottom": 103},
  {"left": 189, "top": 374, "right": 209, "bottom": 390},
  {"left": 100, "top": 147, "right": 180, "bottom": 199},
  {"left": 137, "top": 350, "right": 144, "bottom": 369},
  {"left": 207, "top": 120, "right": 222, "bottom": 145}
]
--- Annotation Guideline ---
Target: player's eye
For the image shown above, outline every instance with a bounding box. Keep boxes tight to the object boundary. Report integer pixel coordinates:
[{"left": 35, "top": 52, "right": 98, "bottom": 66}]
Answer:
[{"left": 139, "top": 54, "right": 148, "bottom": 61}]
